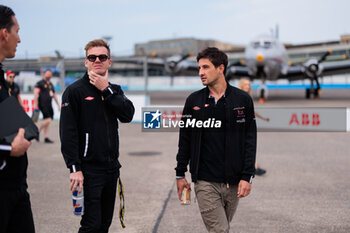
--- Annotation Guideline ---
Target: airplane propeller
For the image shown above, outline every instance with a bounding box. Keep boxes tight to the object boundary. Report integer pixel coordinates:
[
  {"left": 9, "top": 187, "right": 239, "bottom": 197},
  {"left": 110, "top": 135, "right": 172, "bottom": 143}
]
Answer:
[
  {"left": 318, "top": 50, "right": 332, "bottom": 63},
  {"left": 164, "top": 53, "right": 193, "bottom": 86},
  {"left": 116, "top": 52, "right": 194, "bottom": 86},
  {"left": 303, "top": 50, "right": 332, "bottom": 98}
]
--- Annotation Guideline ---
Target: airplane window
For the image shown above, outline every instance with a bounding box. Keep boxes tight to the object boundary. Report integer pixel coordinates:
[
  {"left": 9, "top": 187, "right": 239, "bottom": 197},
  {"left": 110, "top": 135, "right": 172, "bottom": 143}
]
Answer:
[
  {"left": 263, "top": 41, "right": 271, "bottom": 48},
  {"left": 252, "top": 42, "right": 260, "bottom": 48}
]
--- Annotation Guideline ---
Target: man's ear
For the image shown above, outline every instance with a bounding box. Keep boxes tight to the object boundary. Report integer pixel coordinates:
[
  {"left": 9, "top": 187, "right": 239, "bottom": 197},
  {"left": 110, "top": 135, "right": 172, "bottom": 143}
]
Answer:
[
  {"left": 218, "top": 64, "right": 225, "bottom": 74},
  {"left": 0, "top": 28, "right": 8, "bottom": 42}
]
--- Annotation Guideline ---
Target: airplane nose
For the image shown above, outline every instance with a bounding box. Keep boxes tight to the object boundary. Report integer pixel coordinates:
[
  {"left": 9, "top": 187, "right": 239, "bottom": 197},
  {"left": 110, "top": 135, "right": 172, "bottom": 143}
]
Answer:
[{"left": 256, "top": 53, "right": 264, "bottom": 62}]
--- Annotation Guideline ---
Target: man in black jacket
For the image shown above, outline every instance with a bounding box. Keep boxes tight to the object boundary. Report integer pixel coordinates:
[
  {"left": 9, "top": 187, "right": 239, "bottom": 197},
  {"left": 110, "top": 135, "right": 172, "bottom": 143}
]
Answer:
[
  {"left": 6, "top": 70, "right": 23, "bottom": 107},
  {"left": 0, "top": 5, "right": 35, "bottom": 233},
  {"left": 60, "top": 39, "right": 134, "bottom": 233},
  {"left": 175, "top": 47, "right": 257, "bottom": 232}
]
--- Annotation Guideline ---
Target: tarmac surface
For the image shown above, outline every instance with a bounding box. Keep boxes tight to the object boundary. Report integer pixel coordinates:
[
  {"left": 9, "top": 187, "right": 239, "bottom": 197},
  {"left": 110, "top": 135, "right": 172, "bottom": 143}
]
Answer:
[{"left": 26, "top": 89, "right": 350, "bottom": 233}]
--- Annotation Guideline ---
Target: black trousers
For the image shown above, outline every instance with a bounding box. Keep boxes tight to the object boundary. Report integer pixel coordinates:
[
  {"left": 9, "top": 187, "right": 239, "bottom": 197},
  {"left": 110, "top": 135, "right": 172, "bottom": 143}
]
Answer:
[
  {"left": 79, "top": 169, "right": 119, "bottom": 233},
  {"left": 0, "top": 187, "right": 35, "bottom": 233}
]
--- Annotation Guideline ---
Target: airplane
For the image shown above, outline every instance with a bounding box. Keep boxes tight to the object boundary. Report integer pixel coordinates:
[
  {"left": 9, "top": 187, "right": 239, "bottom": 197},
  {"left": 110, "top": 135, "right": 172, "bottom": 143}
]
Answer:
[
  {"left": 132, "top": 32, "right": 350, "bottom": 100},
  {"left": 116, "top": 52, "right": 195, "bottom": 86},
  {"left": 226, "top": 33, "right": 350, "bottom": 100}
]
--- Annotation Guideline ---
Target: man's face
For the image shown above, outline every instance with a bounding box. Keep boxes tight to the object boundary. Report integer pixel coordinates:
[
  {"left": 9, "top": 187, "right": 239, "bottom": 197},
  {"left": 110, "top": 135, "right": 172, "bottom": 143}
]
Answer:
[
  {"left": 84, "top": 46, "right": 112, "bottom": 75},
  {"left": 44, "top": 70, "right": 52, "bottom": 81},
  {"left": 6, "top": 74, "right": 15, "bottom": 84},
  {"left": 198, "top": 58, "right": 224, "bottom": 86},
  {"left": 5, "top": 16, "right": 21, "bottom": 59}
]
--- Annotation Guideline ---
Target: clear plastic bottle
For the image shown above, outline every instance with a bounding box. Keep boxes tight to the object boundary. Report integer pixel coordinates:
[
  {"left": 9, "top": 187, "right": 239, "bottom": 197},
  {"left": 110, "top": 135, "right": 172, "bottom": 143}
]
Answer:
[
  {"left": 181, "top": 188, "right": 191, "bottom": 205},
  {"left": 72, "top": 185, "right": 84, "bottom": 215}
]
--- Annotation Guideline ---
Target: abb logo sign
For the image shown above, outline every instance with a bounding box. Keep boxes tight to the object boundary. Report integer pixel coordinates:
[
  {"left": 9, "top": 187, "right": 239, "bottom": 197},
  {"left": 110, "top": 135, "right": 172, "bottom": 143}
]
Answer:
[
  {"left": 289, "top": 113, "right": 320, "bottom": 126},
  {"left": 22, "top": 99, "right": 35, "bottom": 113}
]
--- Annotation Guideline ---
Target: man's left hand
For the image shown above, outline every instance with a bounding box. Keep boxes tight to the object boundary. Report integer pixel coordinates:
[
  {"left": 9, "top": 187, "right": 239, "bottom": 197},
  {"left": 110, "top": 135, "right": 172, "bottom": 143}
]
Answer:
[
  {"left": 237, "top": 180, "right": 251, "bottom": 198},
  {"left": 88, "top": 70, "right": 109, "bottom": 91}
]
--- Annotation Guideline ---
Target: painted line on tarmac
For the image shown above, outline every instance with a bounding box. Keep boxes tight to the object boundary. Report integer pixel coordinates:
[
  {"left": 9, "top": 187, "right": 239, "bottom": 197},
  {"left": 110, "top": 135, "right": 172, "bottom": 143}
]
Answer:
[{"left": 152, "top": 179, "right": 176, "bottom": 233}]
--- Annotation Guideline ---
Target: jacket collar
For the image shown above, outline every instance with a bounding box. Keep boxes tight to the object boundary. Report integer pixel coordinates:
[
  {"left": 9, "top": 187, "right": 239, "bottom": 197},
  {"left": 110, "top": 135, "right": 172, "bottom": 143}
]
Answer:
[
  {"left": 82, "top": 72, "right": 90, "bottom": 83},
  {"left": 205, "top": 82, "right": 232, "bottom": 99},
  {"left": 82, "top": 72, "right": 105, "bottom": 94}
]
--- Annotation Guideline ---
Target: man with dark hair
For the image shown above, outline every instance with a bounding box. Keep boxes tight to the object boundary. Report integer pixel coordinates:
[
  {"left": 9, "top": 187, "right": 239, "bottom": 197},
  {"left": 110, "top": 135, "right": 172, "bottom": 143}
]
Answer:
[
  {"left": 175, "top": 47, "right": 257, "bottom": 232},
  {"left": 6, "top": 70, "right": 23, "bottom": 107},
  {"left": 0, "top": 5, "right": 35, "bottom": 233},
  {"left": 34, "top": 69, "right": 60, "bottom": 143},
  {"left": 60, "top": 39, "right": 135, "bottom": 232}
]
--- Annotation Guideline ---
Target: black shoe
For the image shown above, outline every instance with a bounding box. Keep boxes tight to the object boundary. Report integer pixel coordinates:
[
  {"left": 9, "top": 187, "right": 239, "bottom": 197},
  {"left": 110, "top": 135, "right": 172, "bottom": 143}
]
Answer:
[
  {"left": 255, "top": 167, "right": 266, "bottom": 176},
  {"left": 44, "top": 138, "right": 54, "bottom": 143}
]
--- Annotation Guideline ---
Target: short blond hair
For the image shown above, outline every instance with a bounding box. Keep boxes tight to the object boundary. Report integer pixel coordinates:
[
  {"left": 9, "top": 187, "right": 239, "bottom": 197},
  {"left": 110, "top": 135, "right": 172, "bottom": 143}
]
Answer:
[
  {"left": 85, "top": 39, "right": 110, "bottom": 57},
  {"left": 238, "top": 77, "right": 252, "bottom": 96}
]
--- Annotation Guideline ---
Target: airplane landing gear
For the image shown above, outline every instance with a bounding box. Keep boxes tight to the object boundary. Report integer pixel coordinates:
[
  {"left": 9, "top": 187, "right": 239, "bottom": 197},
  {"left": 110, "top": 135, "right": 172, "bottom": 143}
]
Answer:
[
  {"left": 314, "top": 88, "right": 319, "bottom": 99},
  {"left": 305, "top": 88, "right": 320, "bottom": 99},
  {"left": 306, "top": 88, "right": 311, "bottom": 99},
  {"left": 259, "top": 88, "right": 265, "bottom": 103},
  {"left": 259, "top": 85, "right": 267, "bottom": 103}
]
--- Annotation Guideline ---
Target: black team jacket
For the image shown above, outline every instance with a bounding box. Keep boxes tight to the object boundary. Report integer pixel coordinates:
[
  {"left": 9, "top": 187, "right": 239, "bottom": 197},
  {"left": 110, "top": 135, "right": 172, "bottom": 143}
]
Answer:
[
  {"left": 175, "top": 84, "right": 257, "bottom": 185},
  {"left": 0, "top": 64, "right": 28, "bottom": 188},
  {"left": 60, "top": 73, "right": 134, "bottom": 173}
]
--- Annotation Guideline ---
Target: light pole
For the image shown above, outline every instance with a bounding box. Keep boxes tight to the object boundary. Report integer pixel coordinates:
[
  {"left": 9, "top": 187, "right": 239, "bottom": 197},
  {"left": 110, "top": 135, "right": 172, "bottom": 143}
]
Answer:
[{"left": 55, "top": 50, "right": 65, "bottom": 92}]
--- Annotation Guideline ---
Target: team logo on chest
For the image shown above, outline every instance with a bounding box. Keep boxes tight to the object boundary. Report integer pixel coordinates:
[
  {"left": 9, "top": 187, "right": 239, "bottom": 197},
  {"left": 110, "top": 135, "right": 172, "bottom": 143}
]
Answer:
[{"left": 84, "top": 96, "right": 94, "bottom": 101}]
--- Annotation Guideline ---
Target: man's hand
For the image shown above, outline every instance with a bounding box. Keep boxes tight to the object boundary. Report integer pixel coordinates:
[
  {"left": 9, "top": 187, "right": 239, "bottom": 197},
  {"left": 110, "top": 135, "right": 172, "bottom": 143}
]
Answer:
[
  {"left": 176, "top": 178, "right": 191, "bottom": 200},
  {"left": 70, "top": 171, "right": 84, "bottom": 194},
  {"left": 10, "top": 128, "right": 31, "bottom": 157},
  {"left": 237, "top": 180, "right": 251, "bottom": 198},
  {"left": 33, "top": 87, "right": 40, "bottom": 110},
  {"left": 54, "top": 93, "right": 60, "bottom": 111},
  {"left": 88, "top": 71, "right": 109, "bottom": 91}
]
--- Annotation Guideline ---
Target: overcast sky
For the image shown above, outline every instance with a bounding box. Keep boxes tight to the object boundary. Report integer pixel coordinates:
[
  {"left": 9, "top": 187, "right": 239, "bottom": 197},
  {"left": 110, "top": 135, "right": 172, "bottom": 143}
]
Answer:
[{"left": 3, "top": 0, "right": 350, "bottom": 59}]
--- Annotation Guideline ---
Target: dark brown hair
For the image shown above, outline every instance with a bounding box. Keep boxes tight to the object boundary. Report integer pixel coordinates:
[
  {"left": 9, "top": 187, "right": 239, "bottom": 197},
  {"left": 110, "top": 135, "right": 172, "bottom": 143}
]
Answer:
[
  {"left": 0, "top": 5, "right": 15, "bottom": 31},
  {"left": 197, "top": 47, "right": 228, "bottom": 75}
]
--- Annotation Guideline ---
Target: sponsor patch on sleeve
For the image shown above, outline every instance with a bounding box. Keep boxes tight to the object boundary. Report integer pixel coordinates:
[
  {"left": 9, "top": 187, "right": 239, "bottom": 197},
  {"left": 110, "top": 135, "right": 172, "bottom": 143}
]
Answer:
[{"left": 62, "top": 102, "right": 69, "bottom": 108}]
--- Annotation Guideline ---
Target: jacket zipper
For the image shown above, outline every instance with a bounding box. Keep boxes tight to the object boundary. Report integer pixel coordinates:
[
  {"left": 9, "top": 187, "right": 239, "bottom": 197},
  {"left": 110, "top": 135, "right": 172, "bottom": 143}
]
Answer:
[
  {"left": 195, "top": 131, "right": 202, "bottom": 179},
  {"left": 83, "top": 133, "right": 89, "bottom": 157},
  {"left": 102, "top": 97, "right": 112, "bottom": 160}
]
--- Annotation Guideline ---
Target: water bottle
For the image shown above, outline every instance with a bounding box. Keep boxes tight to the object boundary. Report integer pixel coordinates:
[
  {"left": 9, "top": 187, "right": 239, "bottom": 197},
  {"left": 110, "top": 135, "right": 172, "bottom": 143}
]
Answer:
[
  {"left": 72, "top": 185, "right": 84, "bottom": 215},
  {"left": 181, "top": 187, "right": 191, "bottom": 205},
  {"left": 32, "top": 109, "right": 40, "bottom": 123}
]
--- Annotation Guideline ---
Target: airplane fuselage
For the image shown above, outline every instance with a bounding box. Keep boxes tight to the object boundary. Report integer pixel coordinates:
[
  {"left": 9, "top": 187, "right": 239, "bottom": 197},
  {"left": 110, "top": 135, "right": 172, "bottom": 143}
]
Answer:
[{"left": 245, "top": 35, "right": 289, "bottom": 81}]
